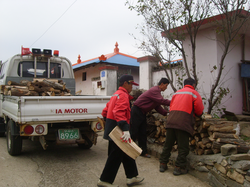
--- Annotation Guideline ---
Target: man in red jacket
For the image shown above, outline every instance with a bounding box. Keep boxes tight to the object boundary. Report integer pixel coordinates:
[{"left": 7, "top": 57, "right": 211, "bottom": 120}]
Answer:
[
  {"left": 97, "top": 75, "right": 144, "bottom": 187},
  {"left": 159, "top": 78, "right": 204, "bottom": 175}
]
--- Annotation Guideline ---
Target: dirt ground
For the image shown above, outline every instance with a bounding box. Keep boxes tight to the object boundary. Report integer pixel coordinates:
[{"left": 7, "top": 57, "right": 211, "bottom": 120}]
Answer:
[{"left": 0, "top": 132, "right": 211, "bottom": 187}]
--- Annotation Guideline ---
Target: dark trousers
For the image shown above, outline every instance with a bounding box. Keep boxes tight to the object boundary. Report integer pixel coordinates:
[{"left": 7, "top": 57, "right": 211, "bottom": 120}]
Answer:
[
  {"left": 100, "top": 140, "right": 138, "bottom": 184},
  {"left": 130, "top": 105, "right": 147, "bottom": 155},
  {"left": 160, "top": 128, "right": 190, "bottom": 168}
]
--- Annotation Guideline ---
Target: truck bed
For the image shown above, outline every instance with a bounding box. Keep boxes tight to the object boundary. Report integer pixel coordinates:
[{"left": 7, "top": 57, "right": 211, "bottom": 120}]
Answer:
[{"left": 2, "top": 95, "right": 110, "bottom": 124}]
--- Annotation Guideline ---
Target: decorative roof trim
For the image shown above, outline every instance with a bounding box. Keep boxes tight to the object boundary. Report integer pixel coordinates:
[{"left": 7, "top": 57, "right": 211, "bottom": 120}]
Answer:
[{"left": 99, "top": 65, "right": 118, "bottom": 71}]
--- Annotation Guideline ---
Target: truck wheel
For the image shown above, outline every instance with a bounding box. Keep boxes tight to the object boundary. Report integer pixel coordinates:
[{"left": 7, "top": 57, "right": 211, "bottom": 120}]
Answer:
[
  {"left": 6, "top": 120, "right": 22, "bottom": 156},
  {"left": 78, "top": 134, "right": 93, "bottom": 149}
]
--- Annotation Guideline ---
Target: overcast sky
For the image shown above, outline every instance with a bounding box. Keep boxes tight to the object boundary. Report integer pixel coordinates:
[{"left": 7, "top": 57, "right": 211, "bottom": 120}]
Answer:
[{"left": 0, "top": 0, "right": 146, "bottom": 64}]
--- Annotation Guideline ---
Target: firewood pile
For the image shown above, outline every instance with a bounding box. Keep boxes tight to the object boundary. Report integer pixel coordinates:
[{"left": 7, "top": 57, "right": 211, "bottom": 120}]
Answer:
[
  {"left": 146, "top": 113, "right": 250, "bottom": 155},
  {"left": 146, "top": 112, "right": 168, "bottom": 145},
  {"left": 191, "top": 116, "right": 250, "bottom": 155},
  {"left": 0, "top": 79, "right": 71, "bottom": 96}
]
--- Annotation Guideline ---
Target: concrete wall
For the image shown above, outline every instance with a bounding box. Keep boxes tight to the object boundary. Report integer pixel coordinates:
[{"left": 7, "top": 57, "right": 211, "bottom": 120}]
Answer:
[
  {"left": 139, "top": 28, "right": 250, "bottom": 115},
  {"left": 74, "top": 64, "right": 139, "bottom": 96},
  {"left": 74, "top": 64, "right": 103, "bottom": 95}
]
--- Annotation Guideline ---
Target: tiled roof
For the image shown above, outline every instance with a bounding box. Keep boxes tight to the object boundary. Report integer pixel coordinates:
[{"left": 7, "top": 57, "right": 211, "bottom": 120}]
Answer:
[{"left": 72, "top": 42, "right": 139, "bottom": 70}]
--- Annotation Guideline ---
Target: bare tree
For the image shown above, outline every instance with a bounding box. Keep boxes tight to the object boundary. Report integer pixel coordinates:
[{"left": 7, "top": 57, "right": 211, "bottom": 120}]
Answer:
[
  {"left": 127, "top": 0, "right": 250, "bottom": 114},
  {"left": 206, "top": 0, "right": 250, "bottom": 113}
]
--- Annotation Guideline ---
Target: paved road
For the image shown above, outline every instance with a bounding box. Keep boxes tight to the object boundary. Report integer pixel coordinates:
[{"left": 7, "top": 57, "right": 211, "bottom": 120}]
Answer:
[{"left": 0, "top": 133, "right": 211, "bottom": 187}]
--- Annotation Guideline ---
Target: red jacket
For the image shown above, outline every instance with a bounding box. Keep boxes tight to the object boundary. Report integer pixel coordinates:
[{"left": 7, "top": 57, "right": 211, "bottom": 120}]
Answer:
[
  {"left": 102, "top": 87, "right": 133, "bottom": 140},
  {"left": 165, "top": 85, "right": 204, "bottom": 135}
]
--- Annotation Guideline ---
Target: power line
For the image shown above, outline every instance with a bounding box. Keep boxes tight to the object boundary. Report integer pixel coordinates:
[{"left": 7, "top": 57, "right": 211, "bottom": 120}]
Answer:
[{"left": 30, "top": 0, "right": 77, "bottom": 47}]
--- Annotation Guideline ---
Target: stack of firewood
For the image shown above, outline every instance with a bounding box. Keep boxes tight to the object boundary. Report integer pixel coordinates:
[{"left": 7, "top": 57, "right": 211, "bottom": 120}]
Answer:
[
  {"left": 0, "top": 79, "right": 71, "bottom": 96},
  {"left": 191, "top": 117, "right": 250, "bottom": 155},
  {"left": 146, "top": 113, "right": 250, "bottom": 155},
  {"left": 146, "top": 112, "right": 168, "bottom": 145}
]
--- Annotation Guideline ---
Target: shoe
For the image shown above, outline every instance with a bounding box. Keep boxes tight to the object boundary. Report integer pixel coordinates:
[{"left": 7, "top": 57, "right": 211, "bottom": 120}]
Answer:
[
  {"left": 141, "top": 153, "right": 151, "bottom": 158},
  {"left": 159, "top": 163, "right": 168, "bottom": 172},
  {"left": 97, "top": 179, "right": 119, "bottom": 187},
  {"left": 127, "top": 176, "right": 144, "bottom": 186},
  {"left": 173, "top": 166, "right": 188, "bottom": 176}
]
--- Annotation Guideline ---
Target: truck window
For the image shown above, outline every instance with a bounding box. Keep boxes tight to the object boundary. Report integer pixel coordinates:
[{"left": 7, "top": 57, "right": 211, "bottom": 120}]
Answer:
[
  {"left": 0, "top": 62, "right": 7, "bottom": 79},
  {"left": 18, "top": 61, "right": 62, "bottom": 78}
]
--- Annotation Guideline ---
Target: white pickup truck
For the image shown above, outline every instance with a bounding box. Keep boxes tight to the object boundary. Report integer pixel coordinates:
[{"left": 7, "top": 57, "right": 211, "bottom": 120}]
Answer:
[{"left": 0, "top": 48, "right": 110, "bottom": 156}]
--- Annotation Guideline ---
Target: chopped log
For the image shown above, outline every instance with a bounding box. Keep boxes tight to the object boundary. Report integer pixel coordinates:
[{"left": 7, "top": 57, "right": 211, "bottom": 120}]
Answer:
[
  {"left": 43, "top": 79, "right": 65, "bottom": 91},
  {"left": 208, "top": 123, "right": 236, "bottom": 133},
  {"left": 5, "top": 85, "right": 28, "bottom": 90},
  {"left": 47, "top": 92, "right": 55, "bottom": 96},
  {"left": 200, "top": 132, "right": 209, "bottom": 138},
  {"left": 208, "top": 130, "right": 213, "bottom": 136},
  {"left": 202, "top": 121, "right": 212, "bottom": 128},
  {"left": 75, "top": 90, "right": 82, "bottom": 95},
  {"left": 197, "top": 149, "right": 204, "bottom": 155},
  {"left": 216, "top": 138, "right": 245, "bottom": 145},
  {"left": 197, "top": 124, "right": 207, "bottom": 133},
  {"left": 212, "top": 141, "right": 224, "bottom": 149},
  {"left": 161, "top": 128, "right": 167, "bottom": 136},
  {"left": 53, "top": 89, "right": 61, "bottom": 94},
  {"left": 155, "top": 136, "right": 166, "bottom": 145},
  {"left": 155, "top": 126, "right": 161, "bottom": 138},
  {"left": 203, "top": 114, "right": 212, "bottom": 119},
  {"left": 212, "top": 141, "right": 250, "bottom": 153},
  {"left": 206, "top": 143, "right": 212, "bottom": 149},
  {"left": 213, "top": 132, "right": 238, "bottom": 139},
  {"left": 40, "top": 87, "right": 54, "bottom": 92},
  {"left": 190, "top": 139, "right": 196, "bottom": 146},
  {"left": 25, "top": 91, "right": 39, "bottom": 96},
  {"left": 198, "top": 141, "right": 206, "bottom": 149},
  {"left": 208, "top": 136, "right": 215, "bottom": 142},
  {"left": 202, "top": 137, "right": 211, "bottom": 145},
  {"left": 212, "top": 148, "right": 220, "bottom": 154},
  {"left": 194, "top": 135, "right": 201, "bottom": 142},
  {"left": 7, "top": 81, "right": 20, "bottom": 86},
  {"left": 33, "top": 81, "right": 52, "bottom": 88},
  {"left": 41, "top": 92, "right": 49, "bottom": 96},
  {"left": 155, "top": 121, "right": 161, "bottom": 126},
  {"left": 20, "top": 80, "right": 32, "bottom": 86},
  {"left": 29, "top": 85, "right": 44, "bottom": 93},
  {"left": 237, "top": 144, "right": 250, "bottom": 153},
  {"left": 204, "top": 149, "right": 213, "bottom": 155},
  {"left": 8, "top": 87, "right": 30, "bottom": 96},
  {"left": 33, "top": 78, "right": 58, "bottom": 83}
]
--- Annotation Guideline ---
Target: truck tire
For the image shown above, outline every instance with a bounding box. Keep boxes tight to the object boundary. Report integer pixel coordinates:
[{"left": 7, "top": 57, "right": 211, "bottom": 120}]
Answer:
[
  {"left": 6, "top": 120, "right": 22, "bottom": 156},
  {"left": 78, "top": 134, "right": 93, "bottom": 149}
]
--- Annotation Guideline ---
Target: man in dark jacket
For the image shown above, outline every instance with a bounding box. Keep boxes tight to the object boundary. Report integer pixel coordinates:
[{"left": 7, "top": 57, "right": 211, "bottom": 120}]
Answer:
[
  {"left": 159, "top": 78, "right": 204, "bottom": 175},
  {"left": 130, "top": 78, "right": 171, "bottom": 158},
  {"left": 97, "top": 75, "right": 144, "bottom": 187}
]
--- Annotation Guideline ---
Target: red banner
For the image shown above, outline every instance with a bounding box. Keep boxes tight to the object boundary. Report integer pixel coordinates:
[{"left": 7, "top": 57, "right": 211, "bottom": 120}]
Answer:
[{"left": 21, "top": 46, "right": 32, "bottom": 56}]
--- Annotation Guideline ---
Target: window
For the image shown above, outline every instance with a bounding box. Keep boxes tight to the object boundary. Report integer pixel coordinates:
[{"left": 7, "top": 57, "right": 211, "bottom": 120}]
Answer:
[
  {"left": 0, "top": 62, "right": 7, "bottom": 79},
  {"left": 82, "top": 72, "right": 86, "bottom": 81},
  {"left": 18, "top": 61, "right": 62, "bottom": 78}
]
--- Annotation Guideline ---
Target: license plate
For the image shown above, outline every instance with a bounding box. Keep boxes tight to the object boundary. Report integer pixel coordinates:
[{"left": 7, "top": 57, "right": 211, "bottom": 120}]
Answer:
[{"left": 58, "top": 129, "right": 80, "bottom": 140}]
